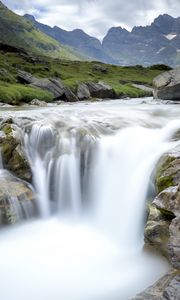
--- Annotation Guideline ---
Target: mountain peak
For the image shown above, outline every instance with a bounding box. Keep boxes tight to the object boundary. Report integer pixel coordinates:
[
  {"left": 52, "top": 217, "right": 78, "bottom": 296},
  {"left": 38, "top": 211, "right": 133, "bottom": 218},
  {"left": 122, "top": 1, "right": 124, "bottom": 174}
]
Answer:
[{"left": 152, "top": 14, "right": 175, "bottom": 34}]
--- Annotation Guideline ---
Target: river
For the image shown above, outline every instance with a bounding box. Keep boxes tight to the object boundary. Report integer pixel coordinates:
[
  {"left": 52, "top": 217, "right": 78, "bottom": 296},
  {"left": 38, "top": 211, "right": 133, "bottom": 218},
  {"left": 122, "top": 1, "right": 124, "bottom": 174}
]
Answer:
[{"left": 0, "top": 97, "right": 180, "bottom": 300}]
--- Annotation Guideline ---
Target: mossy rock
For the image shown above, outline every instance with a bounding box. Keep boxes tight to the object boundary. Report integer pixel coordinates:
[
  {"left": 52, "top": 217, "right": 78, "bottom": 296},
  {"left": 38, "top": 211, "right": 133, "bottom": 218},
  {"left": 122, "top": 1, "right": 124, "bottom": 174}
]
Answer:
[
  {"left": 0, "top": 170, "right": 37, "bottom": 225},
  {"left": 0, "top": 122, "right": 32, "bottom": 181},
  {"left": 155, "top": 154, "right": 180, "bottom": 193}
]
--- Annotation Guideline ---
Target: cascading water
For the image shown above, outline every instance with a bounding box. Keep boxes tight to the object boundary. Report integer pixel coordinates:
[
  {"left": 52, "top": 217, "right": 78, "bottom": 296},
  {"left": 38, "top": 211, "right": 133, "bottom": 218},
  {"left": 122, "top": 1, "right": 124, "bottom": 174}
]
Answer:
[{"left": 0, "top": 98, "right": 180, "bottom": 300}]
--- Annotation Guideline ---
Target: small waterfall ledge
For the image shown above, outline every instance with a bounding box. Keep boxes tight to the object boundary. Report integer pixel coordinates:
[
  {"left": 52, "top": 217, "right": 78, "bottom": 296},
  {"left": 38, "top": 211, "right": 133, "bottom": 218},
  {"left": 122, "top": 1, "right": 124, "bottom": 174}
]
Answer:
[{"left": 0, "top": 99, "right": 179, "bottom": 300}]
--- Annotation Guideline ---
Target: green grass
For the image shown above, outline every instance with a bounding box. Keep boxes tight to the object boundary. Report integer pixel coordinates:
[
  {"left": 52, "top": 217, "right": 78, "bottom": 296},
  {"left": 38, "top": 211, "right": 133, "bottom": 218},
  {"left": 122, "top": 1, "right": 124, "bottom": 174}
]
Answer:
[
  {"left": 0, "top": 83, "right": 53, "bottom": 105},
  {"left": 0, "top": 50, "right": 165, "bottom": 104}
]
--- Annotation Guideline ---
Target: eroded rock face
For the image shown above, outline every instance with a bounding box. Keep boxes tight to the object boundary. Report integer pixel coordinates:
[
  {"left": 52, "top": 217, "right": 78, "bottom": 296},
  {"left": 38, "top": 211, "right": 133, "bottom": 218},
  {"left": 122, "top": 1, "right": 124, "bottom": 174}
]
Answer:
[
  {"left": 153, "top": 68, "right": 180, "bottom": 100},
  {"left": 0, "top": 170, "right": 37, "bottom": 225}
]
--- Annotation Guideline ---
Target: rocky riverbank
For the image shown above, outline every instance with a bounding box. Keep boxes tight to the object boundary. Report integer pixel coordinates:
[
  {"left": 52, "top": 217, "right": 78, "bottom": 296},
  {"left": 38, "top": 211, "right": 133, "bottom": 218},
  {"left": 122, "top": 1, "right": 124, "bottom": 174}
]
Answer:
[{"left": 133, "top": 146, "right": 180, "bottom": 299}]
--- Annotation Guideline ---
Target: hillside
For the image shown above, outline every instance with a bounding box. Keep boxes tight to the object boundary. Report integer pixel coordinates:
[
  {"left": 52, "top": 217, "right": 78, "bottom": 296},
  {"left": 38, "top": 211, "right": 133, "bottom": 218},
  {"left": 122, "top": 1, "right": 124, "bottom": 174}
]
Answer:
[
  {"left": 0, "top": 45, "right": 166, "bottom": 105},
  {"left": 24, "top": 14, "right": 114, "bottom": 64},
  {"left": 0, "top": 1, "right": 84, "bottom": 61}
]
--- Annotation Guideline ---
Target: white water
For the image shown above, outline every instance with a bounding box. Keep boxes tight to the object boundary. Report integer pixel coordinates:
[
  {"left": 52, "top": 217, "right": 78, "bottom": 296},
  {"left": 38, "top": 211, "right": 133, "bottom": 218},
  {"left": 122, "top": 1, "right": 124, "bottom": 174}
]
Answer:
[{"left": 0, "top": 98, "right": 180, "bottom": 300}]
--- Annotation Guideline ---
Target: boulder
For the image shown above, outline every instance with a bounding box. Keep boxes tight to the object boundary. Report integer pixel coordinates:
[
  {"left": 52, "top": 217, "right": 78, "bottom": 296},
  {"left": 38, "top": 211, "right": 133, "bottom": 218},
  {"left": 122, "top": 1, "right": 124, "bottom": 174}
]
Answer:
[
  {"left": 0, "top": 121, "right": 32, "bottom": 182},
  {"left": 154, "top": 185, "right": 180, "bottom": 217},
  {"left": 77, "top": 83, "right": 91, "bottom": 100},
  {"left": 153, "top": 68, "right": 180, "bottom": 100},
  {"left": 79, "top": 81, "right": 116, "bottom": 99},
  {"left": 92, "top": 64, "right": 108, "bottom": 73},
  {"left": 30, "top": 99, "right": 47, "bottom": 106},
  {"left": 17, "top": 71, "right": 78, "bottom": 102},
  {"left": 0, "top": 170, "right": 37, "bottom": 225}
]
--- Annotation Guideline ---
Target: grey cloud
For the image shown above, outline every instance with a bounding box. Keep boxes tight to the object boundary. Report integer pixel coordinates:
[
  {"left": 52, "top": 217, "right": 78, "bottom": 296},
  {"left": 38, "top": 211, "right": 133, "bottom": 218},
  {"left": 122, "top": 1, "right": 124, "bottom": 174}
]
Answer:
[{"left": 2, "top": 0, "right": 180, "bottom": 39}]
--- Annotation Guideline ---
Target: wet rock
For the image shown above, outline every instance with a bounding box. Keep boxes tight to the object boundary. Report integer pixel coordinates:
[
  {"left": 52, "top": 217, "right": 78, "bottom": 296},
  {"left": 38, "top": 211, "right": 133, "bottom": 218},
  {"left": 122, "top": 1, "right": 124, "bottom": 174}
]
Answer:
[
  {"left": 144, "top": 204, "right": 171, "bottom": 258},
  {"left": 0, "top": 170, "right": 37, "bottom": 225},
  {"left": 0, "top": 122, "right": 32, "bottom": 182},
  {"left": 17, "top": 71, "right": 78, "bottom": 102},
  {"left": 153, "top": 67, "right": 180, "bottom": 101},
  {"left": 30, "top": 99, "right": 48, "bottom": 106},
  {"left": 168, "top": 216, "right": 180, "bottom": 269},
  {"left": 145, "top": 145, "right": 180, "bottom": 278},
  {"left": 145, "top": 188, "right": 180, "bottom": 266}
]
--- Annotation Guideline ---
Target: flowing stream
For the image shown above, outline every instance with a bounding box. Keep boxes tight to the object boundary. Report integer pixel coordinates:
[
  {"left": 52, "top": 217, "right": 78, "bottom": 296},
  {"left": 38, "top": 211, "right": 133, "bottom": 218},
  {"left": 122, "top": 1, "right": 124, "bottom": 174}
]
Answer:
[{"left": 0, "top": 98, "right": 180, "bottom": 300}]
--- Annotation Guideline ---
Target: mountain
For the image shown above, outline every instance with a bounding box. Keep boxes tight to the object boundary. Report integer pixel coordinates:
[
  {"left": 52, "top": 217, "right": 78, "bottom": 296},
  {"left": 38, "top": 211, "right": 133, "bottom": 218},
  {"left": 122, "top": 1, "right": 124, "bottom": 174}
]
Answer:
[
  {"left": 24, "top": 14, "right": 114, "bottom": 63},
  {"left": 102, "top": 14, "right": 180, "bottom": 67},
  {"left": 24, "top": 13, "right": 180, "bottom": 67},
  {"left": 0, "top": 1, "right": 84, "bottom": 60},
  {"left": 1, "top": 0, "right": 180, "bottom": 67}
]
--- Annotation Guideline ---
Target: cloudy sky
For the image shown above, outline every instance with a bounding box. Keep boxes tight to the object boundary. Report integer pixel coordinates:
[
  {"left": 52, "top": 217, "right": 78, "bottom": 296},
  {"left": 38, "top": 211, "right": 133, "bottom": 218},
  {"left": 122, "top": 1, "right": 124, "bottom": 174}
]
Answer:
[{"left": 3, "top": 0, "right": 180, "bottom": 39}]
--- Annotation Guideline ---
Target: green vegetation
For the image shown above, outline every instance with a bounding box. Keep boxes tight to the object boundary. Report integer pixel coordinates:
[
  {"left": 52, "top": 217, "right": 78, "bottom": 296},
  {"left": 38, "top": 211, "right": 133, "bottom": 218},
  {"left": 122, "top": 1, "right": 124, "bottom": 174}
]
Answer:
[
  {"left": 0, "top": 82, "right": 53, "bottom": 104},
  {"left": 0, "top": 1, "right": 83, "bottom": 60},
  {"left": 0, "top": 49, "right": 165, "bottom": 104}
]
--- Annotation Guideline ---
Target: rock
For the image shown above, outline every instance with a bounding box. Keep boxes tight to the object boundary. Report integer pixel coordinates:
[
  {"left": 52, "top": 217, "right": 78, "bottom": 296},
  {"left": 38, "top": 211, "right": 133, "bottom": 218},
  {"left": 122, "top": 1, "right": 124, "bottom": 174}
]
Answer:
[
  {"left": 144, "top": 204, "right": 171, "bottom": 258},
  {"left": 163, "top": 274, "right": 180, "bottom": 300},
  {"left": 0, "top": 122, "right": 32, "bottom": 182},
  {"left": 132, "top": 270, "right": 180, "bottom": 300},
  {"left": 80, "top": 81, "right": 116, "bottom": 99},
  {"left": 146, "top": 185, "right": 180, "bottom": 265},
  {"left": 168, "top": 216, "right": 180, "bottom": 269},
  {"left": 30, "top": 99, "right": 47, "bottom": 106},
  {"left": 17, "top": 71, "right": 79, "bottom": 102},
  {"left": 0, "top": 170, "right": 37, "bottom": 225},
  {"left": 77, "top": 83, "right": 91, "bottom": 100},
  {"left": 155, "top": 152, "right": 180, "bottom": 193},
  {"left": 132, "top": 84, "right": 153, "bottom": 95},
  {"left": 154, "top": 185, "right": 180, "bottom": 217},
  {"left": 153, "top": 68, "right": 180, "bottom": 100},
  {"left": 92, "top": 64, "right": 108, "bottom": 73}
]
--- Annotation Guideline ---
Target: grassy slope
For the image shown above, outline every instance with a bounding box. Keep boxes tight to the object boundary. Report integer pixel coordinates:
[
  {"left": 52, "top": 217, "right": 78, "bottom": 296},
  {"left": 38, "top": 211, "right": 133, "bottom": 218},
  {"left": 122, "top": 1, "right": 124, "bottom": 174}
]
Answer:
[
  {"left": 0, "top": 51, "right": 165, "bottom": 104},
  {"left": 0, "top": 1, "right": 84, "bottom": 61}
]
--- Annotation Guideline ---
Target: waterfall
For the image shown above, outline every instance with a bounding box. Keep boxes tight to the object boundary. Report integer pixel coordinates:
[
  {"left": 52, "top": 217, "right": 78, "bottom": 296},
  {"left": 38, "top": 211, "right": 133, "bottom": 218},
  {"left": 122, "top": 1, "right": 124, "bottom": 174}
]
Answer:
[
  {"left": 0, "top": 100, "right": 180, "bottom": 300},
  {"left": 25, "top": 120, "right": 179, "bottom": 233}
]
